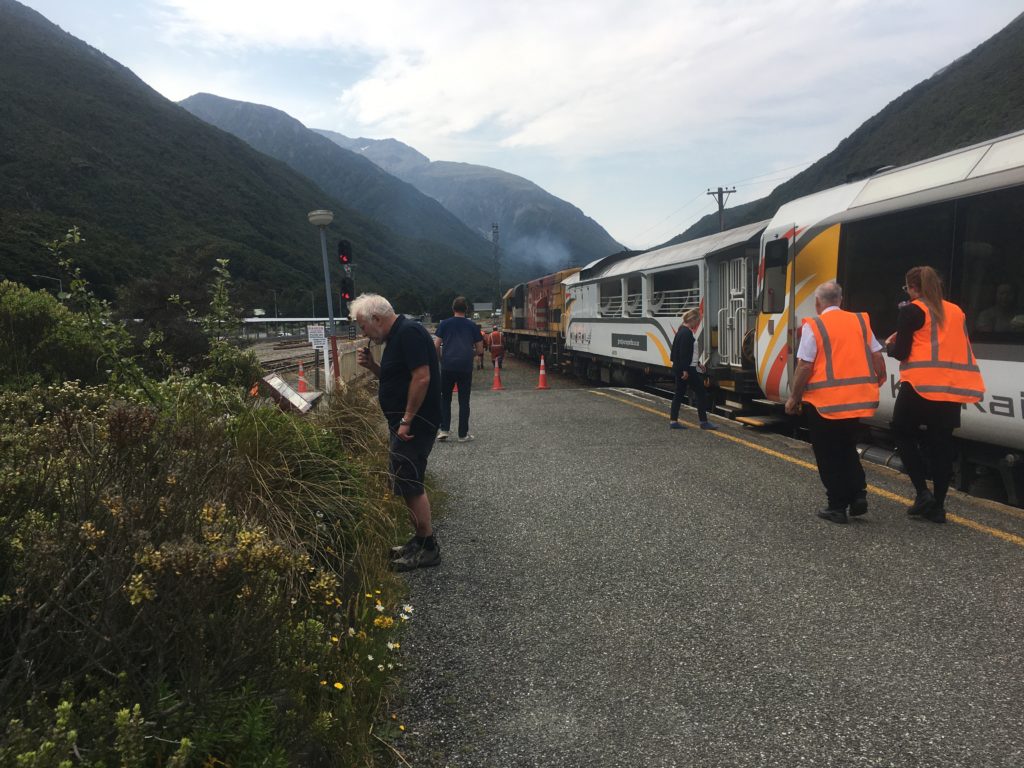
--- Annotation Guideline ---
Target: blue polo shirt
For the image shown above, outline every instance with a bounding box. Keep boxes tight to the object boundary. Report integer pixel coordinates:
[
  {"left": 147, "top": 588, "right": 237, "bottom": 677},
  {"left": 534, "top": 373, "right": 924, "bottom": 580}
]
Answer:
[{"left": 435, "top": 316, "right": 480, "bottom": 373}]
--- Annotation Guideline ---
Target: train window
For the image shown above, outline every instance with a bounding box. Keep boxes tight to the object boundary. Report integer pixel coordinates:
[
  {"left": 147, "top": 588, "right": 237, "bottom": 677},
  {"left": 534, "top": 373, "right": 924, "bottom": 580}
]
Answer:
[
  {"left": 761, "top": 239, "right": 787, "bottom": 313},
  {"left": 651, "top": 266, "right": 699, "bottom": 316},
  {"left": 839, "top": 202, "right": 954, "bottom": 340},
  {"left": 599, "top": 280, "right": 622, "bottom": 317},
  {"left": 956, "top": 186, "right": 1024, "bottom": 344}
]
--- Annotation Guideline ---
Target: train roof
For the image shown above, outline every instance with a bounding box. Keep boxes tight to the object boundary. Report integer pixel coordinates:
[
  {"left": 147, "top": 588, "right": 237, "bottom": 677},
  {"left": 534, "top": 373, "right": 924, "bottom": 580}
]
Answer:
[
  {"left": 770, "top": 128, "right": 1024, "bottom": 234},
  {"left": 576, "top": 220, "right": 769, "bottom": 283}
]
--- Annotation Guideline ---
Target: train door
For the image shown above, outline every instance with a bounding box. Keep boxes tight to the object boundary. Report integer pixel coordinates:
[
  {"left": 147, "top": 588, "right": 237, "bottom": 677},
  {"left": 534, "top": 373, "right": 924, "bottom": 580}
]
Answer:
[
  {"left": 755, "top": 228, "right": 793, "bottom": 401},
  {"left": 717, "top": 257, "right": 748, "bottom": 367}
]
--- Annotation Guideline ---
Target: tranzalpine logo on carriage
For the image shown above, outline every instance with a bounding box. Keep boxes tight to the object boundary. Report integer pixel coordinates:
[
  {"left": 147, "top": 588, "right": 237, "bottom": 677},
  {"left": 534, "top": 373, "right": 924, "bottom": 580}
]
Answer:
[{"left": 612, "top": 334, "right": 647, "bottom": 351}]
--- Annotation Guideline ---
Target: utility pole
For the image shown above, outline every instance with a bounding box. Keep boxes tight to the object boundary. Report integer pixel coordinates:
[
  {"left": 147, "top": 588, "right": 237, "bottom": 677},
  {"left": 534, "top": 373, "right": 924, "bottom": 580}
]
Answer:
[
  {"left": 706, "top": 186, "right": 736, "bottom": 232},
  {"left": 492, "top": 223, "right": 501, "bottom": 308}
]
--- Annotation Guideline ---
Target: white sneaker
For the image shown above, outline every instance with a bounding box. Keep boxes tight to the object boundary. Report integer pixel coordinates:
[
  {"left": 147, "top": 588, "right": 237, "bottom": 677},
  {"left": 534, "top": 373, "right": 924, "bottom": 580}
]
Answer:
[
  {"left": 437, "top": 430, "right": 449, "bottom": 441},
  {"left": 458, "top": 434, "right": 474, "bottom": 443}
]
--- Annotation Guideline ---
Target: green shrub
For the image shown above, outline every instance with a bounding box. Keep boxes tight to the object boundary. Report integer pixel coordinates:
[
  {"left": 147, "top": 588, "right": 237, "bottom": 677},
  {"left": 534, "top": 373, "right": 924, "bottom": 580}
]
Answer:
[{"left": 0, "top": 281, "right": 108, "bottom": 388}]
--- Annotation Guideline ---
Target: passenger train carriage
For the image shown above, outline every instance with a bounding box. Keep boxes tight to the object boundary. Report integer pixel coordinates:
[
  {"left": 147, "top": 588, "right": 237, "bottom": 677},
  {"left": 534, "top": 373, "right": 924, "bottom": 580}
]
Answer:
[{"left": 502, "top": 129, "right": 1024, "bottom": 504}]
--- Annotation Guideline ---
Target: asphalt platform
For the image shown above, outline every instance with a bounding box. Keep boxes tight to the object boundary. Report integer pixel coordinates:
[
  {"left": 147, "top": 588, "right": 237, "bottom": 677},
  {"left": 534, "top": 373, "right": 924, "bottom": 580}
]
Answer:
[{"left": 395, "top": 355, "right": 1024, "bottom": 767}]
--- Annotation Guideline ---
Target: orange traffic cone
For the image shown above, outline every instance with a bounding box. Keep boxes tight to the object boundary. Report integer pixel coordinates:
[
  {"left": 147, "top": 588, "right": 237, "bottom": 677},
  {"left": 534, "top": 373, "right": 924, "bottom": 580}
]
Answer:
[
  {"left": 491, "top": 359, "right": 504, "bottom": 391},
  {"left": 453, "top": 381, "right": 458, "bottom": 393},
  {"left": 249, "top": 382, "right": 259, "bottom": 397},
  {"left": 536, "top": 355, "right": 549, "bottom": 390},
  {"left": 297, "top": 361, "right": 308, "bottom": 393}
]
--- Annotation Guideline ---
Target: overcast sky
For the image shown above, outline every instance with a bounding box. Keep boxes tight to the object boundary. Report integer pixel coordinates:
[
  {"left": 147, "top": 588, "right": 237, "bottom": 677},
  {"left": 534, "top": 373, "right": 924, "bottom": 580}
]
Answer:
[{"left": 20, "top": 0, "right": 1023, "bottom": 249}]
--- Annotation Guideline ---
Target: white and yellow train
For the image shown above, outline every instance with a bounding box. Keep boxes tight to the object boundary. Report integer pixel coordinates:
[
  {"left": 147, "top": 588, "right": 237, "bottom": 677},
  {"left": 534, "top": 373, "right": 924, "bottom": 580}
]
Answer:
[{"left": 503, "top": 129, "right": 1024, "bottom": 504}]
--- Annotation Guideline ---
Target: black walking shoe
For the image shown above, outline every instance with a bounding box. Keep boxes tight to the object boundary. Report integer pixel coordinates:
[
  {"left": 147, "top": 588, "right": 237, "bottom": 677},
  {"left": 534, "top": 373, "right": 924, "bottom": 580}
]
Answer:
[
  {"left": 389, "top": 536, "right": 419, "bottom": 560},
  {"left": 906, "top": 491, "right": 935, "bottom": 517},
  {"left": 849, "top": 497, "right": 869, "bottom": 517},
  {"left": 924, "top": 506, "right": 947, "bottom": 524},
  {"left": 391, "top": 542, "right": 441, "bottom": 571},
  {"left": 817, "top": 507, "right": 849, "bottom": 524}
]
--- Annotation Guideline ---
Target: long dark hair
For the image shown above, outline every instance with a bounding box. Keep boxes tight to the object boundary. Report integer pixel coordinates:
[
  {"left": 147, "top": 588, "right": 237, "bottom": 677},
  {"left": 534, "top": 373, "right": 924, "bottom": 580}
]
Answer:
[{"left": 905, "top": 266, "right": 946, "bottom": 328}]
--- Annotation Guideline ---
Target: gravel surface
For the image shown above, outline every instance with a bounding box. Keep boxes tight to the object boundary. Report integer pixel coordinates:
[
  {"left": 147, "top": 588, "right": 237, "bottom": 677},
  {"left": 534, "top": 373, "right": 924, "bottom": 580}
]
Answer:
[{"left": 392, "top": 367, "right": 1024, "bottom": 767}]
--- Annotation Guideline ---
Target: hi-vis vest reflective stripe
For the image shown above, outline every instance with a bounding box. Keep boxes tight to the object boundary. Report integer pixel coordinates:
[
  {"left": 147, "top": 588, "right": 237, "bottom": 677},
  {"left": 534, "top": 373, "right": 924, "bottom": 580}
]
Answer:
[
  {"left": 489, "top": 331, "right": 504, "bottom": 351},
  {"left": 899, "top": 299, "right": 984, "bottom": 403},
  {"left": 802, "top": 309, "right": 880, "bottom": 420}
]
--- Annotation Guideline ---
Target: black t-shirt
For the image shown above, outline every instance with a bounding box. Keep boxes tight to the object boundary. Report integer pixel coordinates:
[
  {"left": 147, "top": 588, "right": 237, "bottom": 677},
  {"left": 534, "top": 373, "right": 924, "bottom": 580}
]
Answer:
[
  {"left": 886, "top": 302, "right": 926, "bottom": 361},
  {"left": 378, "top": 316, "right": 442, "bottom": 432}
]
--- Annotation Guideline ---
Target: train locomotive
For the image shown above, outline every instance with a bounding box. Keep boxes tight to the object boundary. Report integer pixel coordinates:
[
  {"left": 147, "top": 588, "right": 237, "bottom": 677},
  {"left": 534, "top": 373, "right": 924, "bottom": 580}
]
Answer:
[{"left": 502, "top": 129, "right": 1024, "bottom": 505}]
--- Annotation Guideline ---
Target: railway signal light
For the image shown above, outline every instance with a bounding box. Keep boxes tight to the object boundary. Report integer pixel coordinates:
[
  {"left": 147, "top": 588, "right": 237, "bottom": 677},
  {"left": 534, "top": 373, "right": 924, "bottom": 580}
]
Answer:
[
  {"left": 337, "top": 239, "right": 352, "bottom": 266},
  {"left": 340, "top": 277, "right": 354, "bottom": 301}
]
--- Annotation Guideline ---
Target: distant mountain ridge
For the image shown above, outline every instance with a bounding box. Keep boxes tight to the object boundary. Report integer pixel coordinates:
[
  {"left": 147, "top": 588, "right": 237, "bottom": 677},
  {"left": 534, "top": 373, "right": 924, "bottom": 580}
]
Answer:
[
  {"left": 0, "top": 0, "right": 492, "bottom": 312},
  {"left": 316, "top": 129, "right": 625, "bottom": 279},
  {"left": 179, "top": 94, "right": 494, "bottom": 269},
  {"left": 669, "top": 11, "right": 1024, "bottom": 245}
]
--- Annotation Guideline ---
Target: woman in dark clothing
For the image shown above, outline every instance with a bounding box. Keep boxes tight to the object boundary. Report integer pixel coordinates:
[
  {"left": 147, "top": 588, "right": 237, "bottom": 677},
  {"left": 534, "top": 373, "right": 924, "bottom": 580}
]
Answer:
[
  {"left": 885, "top": 266, "right": 985, "bottom": 522},
  {"left": 669, "top": 308, "right": 717, "bottom": 430}
]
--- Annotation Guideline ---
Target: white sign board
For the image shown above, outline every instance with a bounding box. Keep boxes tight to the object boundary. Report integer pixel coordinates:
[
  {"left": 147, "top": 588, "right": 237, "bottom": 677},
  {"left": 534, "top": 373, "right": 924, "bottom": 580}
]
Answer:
[{"left": 307, "top": 324, "right": 325, "bottom": 345}]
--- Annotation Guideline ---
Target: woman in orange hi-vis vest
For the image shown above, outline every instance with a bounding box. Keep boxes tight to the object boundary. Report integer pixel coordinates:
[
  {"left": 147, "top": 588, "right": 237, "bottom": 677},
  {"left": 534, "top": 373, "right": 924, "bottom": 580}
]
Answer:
[{"left": 885, "top": 265, "right": 985, "bottom": 523}]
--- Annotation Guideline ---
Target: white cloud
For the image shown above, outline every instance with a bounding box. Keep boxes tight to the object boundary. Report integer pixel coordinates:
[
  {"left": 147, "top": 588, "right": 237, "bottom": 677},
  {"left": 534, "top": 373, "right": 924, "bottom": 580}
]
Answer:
[
  {"left": 144, "top": 0, "right": 1021, "bottom": 246},
  {"left": 154, "top": 0, "right": 1019, "bottom": 163}
]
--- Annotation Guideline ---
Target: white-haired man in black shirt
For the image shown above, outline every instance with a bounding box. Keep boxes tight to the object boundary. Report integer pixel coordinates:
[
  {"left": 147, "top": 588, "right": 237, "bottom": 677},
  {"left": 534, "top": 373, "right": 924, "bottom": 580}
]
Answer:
[{"left": 352, "top": 293, "right": 443, "bottom": 571}]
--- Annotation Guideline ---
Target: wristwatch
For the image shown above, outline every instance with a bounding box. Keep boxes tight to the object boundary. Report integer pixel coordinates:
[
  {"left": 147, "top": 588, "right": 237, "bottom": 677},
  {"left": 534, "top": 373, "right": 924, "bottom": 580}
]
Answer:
[{"left": 399, "top": 417, "right": 410, "bottom": 426}]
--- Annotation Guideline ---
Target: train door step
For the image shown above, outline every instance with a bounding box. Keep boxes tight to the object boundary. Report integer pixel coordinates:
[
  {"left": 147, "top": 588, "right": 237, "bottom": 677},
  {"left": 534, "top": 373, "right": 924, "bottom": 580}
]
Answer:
[
  {"left": 714, "top": 400, "right": 744, "bottom": 417},
  {"left": 736, "top": 414, "right": 788, "bottom": 429}
]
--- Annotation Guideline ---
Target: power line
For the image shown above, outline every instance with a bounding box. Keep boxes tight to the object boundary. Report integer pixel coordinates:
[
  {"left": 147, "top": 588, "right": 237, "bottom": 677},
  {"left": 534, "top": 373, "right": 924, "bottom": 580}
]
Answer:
[
  {"left": 628, "top": 190, "right": 709, "bottom": 243},
  {"left": 627, "top": 157, "right": 816, "bottom": 248},
  {"left": 729, "top": 159, "right": 815, "bottom": 186}
]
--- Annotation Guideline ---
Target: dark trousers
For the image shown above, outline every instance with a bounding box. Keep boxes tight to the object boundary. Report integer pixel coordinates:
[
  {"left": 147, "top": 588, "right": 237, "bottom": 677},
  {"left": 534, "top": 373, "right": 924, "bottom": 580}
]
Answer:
[
  {"left": 440, "top": 369, "right": 472, "bottom": 437},
  {"left": 805, "top": 405, "right": 867, "bottom": 511},
  {"left": 892, "top": 384, "right": 958, "bottom": 505},
  {"left": 670, "top": 367, "right": 709, "bottom": 422}
]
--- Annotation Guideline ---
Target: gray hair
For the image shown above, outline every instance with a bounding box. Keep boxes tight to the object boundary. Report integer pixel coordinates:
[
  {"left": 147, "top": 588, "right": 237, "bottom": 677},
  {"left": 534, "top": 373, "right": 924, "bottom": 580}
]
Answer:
[
  {"left": 349, "top": 293, "right": 395, "bottom": 321},
  {"left": 815, "top": 281, "right": 843, "bottom": 307}
]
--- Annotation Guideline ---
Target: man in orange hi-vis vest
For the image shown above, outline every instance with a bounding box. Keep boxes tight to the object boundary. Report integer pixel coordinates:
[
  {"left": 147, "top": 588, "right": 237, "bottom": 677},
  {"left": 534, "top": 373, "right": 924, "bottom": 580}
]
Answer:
[
  {"left": 488, "top": 325, "right": 505, "bottom": 369},
  {"left": 786, "top": 281, "right": 887, "bottom": 524}
]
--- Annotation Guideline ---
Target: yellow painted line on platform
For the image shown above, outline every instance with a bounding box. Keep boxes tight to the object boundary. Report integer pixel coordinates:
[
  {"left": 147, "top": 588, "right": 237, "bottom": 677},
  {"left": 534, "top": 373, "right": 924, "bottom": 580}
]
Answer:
[
  {"left": 590, "top": 390, "right": 817, "bottom": 471},
  {"left": 590, "top": 389, "right": 1024, "bottom": 549}
]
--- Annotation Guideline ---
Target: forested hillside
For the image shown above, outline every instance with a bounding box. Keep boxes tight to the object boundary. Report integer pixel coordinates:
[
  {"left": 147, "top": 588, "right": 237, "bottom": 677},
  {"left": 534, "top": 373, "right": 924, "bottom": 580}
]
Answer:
[
  {"left": 0, "top": 0, "right": 492, "bottom": 312},
  {"left": 317, "top": 130, "right": 624, "bottom": 280},
  {"left": 180, "top": 94, "right": 495, "bottom": 270}
]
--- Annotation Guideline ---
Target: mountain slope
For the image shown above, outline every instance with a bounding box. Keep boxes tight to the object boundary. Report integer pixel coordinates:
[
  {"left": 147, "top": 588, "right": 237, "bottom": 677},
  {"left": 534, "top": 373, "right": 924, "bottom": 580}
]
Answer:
[
  {"left": 670, "top": 11, "right": 1024, "bottom": 244},
  {"left": 0, "top": 0, "right": 491, "bottom": 311},
  {"left": 316, "top": 130, "right": 624, "bottom": 280},
  {"left": 179, "top": 94, "right": 494, "bottom": 268}
]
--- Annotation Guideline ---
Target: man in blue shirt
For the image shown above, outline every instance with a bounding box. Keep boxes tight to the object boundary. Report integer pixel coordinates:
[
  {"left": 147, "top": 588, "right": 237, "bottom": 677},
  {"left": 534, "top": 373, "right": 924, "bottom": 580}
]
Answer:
[
  {"left": 352, "top": 293, "right": 443, "bottom": 571},
  {"left": 433, "top": 296, "right": 484, "bottom": 442}
]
